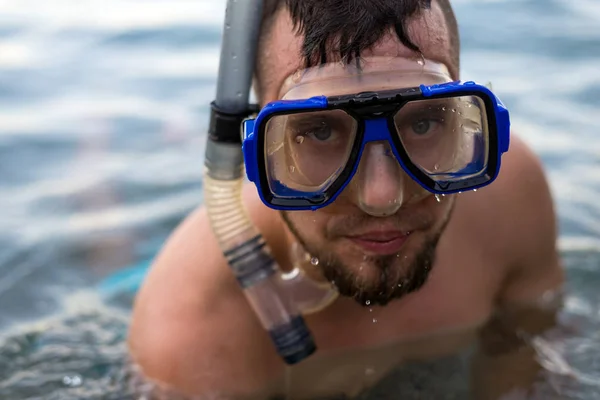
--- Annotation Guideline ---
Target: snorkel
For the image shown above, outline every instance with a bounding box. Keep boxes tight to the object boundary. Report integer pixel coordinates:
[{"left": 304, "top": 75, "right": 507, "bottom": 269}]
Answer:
[{"left": 204, "top": 0, "right": 335, "bottom": 365}]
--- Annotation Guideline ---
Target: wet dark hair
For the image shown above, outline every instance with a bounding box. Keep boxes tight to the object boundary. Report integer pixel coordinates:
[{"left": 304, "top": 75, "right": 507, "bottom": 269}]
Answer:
[{"left": 261, "top": 0, "right": 459, "bottom": 70}]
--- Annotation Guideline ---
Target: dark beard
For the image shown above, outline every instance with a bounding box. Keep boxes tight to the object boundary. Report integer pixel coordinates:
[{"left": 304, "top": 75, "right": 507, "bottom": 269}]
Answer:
[{"left": 281, "top": 213, "right": 449, "bottom": 307}]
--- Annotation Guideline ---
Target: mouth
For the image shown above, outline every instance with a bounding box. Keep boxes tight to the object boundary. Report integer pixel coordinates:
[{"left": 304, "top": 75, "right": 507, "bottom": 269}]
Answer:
[{"left": 347, "top": 231, "right": 412, "bottom": 255}]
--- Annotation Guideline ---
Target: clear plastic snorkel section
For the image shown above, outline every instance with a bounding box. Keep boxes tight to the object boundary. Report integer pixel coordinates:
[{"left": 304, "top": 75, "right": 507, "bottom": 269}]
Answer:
[{"left": 204, "top": 0, "right": 336, "bottom": 365}]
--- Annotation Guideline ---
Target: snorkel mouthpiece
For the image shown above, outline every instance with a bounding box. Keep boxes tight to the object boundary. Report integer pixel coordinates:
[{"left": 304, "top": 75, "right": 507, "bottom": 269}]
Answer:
[
  {"left": 224, "top": 233, "right": 316, "bottom": 363},
  {"left": 204, "top": 0, "right": 316, "bottom": 365}
]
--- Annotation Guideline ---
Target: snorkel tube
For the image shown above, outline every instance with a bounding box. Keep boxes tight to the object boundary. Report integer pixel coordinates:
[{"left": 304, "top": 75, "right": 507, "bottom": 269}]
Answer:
[{"left": 203, "top": 0, "right": 317, "bottom": 364}]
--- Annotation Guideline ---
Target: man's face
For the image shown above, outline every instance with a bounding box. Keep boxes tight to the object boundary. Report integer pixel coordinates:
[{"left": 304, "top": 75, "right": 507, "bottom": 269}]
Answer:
[{"left": 257, "top": 2, "right": 457, "bottom": 306}]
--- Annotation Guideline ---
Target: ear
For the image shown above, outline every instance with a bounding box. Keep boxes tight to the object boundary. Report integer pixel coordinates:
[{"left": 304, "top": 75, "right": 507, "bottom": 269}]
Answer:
[{"left": 251, "top": 76, "right": 263, "bottom": 106}]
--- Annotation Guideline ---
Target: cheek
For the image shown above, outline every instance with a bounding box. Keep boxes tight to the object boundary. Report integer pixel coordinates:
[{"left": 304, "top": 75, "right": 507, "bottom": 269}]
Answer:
[
  {"left": 429, "top": 193, "right": 456, "bottom": 223},
  {"left": 285, "top": 211, "right": 329, "bottom": 238}
]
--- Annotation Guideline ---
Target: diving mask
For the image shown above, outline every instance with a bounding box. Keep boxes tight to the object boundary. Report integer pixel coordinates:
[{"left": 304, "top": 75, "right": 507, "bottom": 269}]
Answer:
[{"left": 242, "top": 58, "right": 510, "bottom": 211}]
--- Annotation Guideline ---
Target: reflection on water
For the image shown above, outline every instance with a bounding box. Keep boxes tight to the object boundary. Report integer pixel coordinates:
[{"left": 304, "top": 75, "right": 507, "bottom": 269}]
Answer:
[
  {"left": 0, "top": 0, "right": 599, "bottom": 398},
  {"left": 0, "top": 309, "right": 134, "bottom": 400}
]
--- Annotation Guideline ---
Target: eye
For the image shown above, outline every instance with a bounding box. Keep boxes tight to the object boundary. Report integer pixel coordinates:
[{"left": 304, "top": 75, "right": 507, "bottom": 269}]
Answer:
[
  {"left": 308, "top": 122, "right": 332, "bottom": 141},
  {"left": 412, "top": 119, "right": 431, "bottom": 135}
]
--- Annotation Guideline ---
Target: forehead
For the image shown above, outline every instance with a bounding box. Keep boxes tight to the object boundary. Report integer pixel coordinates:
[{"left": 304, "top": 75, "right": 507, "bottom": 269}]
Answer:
[
  {"left": 281, "top": 57, "right": 452, "bottom": 100},
  {"left": 257, "top": 0, "right": 454, "bottom": 104}
]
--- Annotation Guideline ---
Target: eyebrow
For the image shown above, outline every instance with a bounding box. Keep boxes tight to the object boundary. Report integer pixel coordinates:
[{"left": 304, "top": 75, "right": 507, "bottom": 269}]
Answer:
[
  {"left": 285, "top": 112, "right": 352, "bottom": 130},
  {"left": 401, "top": 98, "right": 456, "bottom": 111},
  {"left": 286, "top": 113, "right": 328, "bottom": 125}
]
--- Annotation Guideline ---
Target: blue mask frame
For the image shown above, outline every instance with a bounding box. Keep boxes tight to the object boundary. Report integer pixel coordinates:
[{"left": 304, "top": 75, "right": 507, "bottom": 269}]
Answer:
[{"left": 242, "top": 80, "right": 511, "bottom": 211}]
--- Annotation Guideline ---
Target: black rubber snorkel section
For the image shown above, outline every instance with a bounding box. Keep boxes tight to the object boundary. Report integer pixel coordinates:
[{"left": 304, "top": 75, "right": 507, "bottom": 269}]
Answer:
[
  {"left": 203, "top": 0, "right": 316, "bottom": 365},
  {"left": 209, "top": 102, "right": 260, "bottom": 144}
]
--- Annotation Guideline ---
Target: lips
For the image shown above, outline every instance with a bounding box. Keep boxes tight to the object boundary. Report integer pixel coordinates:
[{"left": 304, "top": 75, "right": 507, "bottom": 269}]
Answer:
[{"left": 348, "top": 230, "right": 411, "bottom": 255}]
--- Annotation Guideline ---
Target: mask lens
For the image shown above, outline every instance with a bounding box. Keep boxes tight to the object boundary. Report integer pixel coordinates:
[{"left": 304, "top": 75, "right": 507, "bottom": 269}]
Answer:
[
  {"left": 264, "top": 109, "right": 357, "bottom": 197},
  {"left": 393, "top": 95, "right": 489, "bottom": 183}
]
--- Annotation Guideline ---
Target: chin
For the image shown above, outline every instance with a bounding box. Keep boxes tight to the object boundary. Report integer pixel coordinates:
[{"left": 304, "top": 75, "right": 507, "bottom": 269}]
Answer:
[
  {"left": 282, "top": 201, "right": 452, "bottom": 306},
  {"left": 324, "top": 233, "right": 438, "bottom": 307},
  {"left": 323, "top": 249, "right": 433, "bottom": 306}
]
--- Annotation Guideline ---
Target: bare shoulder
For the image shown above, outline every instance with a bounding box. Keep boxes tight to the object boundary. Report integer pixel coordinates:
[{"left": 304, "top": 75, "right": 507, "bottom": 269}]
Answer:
[
  {"left": 128, "top": 183, "right": 288, "bottom": 397},
  {"left": 458, "top": 133, "right": 564, "bottom": 304}
]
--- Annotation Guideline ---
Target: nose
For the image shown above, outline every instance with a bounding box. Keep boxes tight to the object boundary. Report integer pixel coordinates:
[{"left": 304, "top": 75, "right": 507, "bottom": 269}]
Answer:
[{"left": 353, "top": 141, "right": 406, "bottom": 217}]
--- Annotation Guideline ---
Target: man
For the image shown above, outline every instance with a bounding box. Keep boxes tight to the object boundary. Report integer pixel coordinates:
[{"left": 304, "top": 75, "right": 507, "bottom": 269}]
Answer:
[{"left": 128, "top": 0, "right": 564, "bottom": 399}]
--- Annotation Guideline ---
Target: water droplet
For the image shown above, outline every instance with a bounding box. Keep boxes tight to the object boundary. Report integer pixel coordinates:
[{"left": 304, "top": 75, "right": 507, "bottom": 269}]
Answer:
[
  {"left": 473, "top": 189, "right": 478, "bottom": 192},
  {"left": 63, "top": 375, "right": 82, "bottom": 387},
  {"left": 441, "top": 194, "right": 446, "bottom": 197},
  {"left": 417, "top": 59, "right": 424, "bottom": 66},
  {"left": 365, "top": 300, "right": 371, "bottom": 306},
  {"left": 433, "top": 164, "right": 440, "bottom": 171},
  {"left": 467, "top": 103, "right": 472, "bottom": 108},
  {"left": 295, "top": 135, "right": 304, "bottom": 144},
  {"left": 288, "top": 165, "right": 296, "bottom": 174},
  {"left": 451, "top": 109, "right": 456, "bottom": 113},
  {"left": 232, "top": 54, "right": 237, "bottom": 60},
  {"left": 310, "top": 257, "right": 319, "bottom": 265},
  {"left": 369, "top": 308, "right": 373, "bottom": 312},
  {"left": 398, "top": 283, "right": 403, "bottom": 288},
  {"left": 442, "top": 107, "right": 447, "bottom": 111},
  {"left": 435, "top": 194, "right": 441, "bottom": 203},
  {"left": 372, "top": 318, "right": 378, "bottom": 323}
]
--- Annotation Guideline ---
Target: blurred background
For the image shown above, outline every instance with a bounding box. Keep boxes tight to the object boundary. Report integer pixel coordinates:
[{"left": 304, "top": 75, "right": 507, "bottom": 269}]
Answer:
[{"left": 0, "top": 0, "right": 599, "bottom": 398}]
